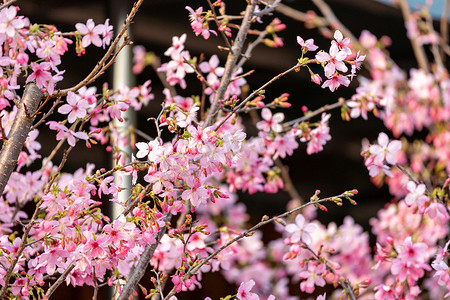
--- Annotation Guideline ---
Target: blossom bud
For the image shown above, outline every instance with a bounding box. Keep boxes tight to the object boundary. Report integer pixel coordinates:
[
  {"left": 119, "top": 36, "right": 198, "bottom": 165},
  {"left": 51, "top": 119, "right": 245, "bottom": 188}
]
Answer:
[{"left": 311, "top": 73, "right": 322, "bottom": 85}]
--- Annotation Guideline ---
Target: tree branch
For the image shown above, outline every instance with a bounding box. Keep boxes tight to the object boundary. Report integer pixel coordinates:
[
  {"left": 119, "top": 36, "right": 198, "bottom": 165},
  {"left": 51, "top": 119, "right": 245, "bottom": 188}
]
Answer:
[
  {"left": 440, "top": 0, "right": 450, "bottom": 62},
  {"left": 204, "top": 0, "right": 257, "bottom": 127},
  {"left": 163, "top": 191, "right": 357, "bottom": 299},
  {"left": 118, "top": 213, "right": 172, "bottom": 300},
  {"left": 398, "top": 0, "right": 429, "bottom": 72},
  {"left": 53, "top": 0, "right": 144, "bottom": 98},
  {"left": 45, "top": 263, "right": 75, "bottom": 299},
  {"left": 0, "top": 83, "right": 44, "bottom": 196}
]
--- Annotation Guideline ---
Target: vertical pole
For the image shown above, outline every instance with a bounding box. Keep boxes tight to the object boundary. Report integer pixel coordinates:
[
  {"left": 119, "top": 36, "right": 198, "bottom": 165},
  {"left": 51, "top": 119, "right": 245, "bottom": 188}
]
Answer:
[{"left": 110, "top": 0, "right": 136, "bottom": 298}]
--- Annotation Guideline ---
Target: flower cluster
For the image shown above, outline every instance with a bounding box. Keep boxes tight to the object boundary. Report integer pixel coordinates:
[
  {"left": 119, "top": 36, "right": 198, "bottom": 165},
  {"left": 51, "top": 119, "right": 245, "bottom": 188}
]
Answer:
[
  {"left": 312, "top": 30, "right": 365, "bottom": 91},
  {"left": 362, "top": 132, "right": 402, "bottom": 178}
]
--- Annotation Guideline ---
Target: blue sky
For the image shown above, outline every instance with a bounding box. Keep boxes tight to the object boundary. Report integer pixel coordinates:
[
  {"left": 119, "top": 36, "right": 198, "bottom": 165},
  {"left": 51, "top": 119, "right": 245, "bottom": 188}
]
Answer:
[{"left": 377, "top": 0, "right": 447, "bottom": 19}]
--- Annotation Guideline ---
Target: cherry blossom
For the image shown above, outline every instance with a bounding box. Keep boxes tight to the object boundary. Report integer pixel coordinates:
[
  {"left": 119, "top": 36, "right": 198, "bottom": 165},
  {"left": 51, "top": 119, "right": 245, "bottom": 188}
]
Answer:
[
  {"left": 369, "top": 132, "right": 402, "bottom": 165},
  {"left": 316, "top": 43, "right": 348, "bottom": 78},
  {"left": 404, "top": 181, "right": 429, "bottom": 207},
  {"left": 321, "top": 72, "right": 350, "bottom": 91},
  {"left": 285, "top": 214, "right": 317, "bottom": 245},
  {"left": 296, "top": 36, "right": 318, "bottom": 52},
  {"left": 75, "top": 19, "right": 103, "bottom": 48},
  {"left": 332, "top": 30, "right": 351, "bottom": 55},
  {"left": 58, "top": 91, "right": 90, "bottom": 123},
  {"left": 257, "top": 108, "right": 284, "bottom": 133},
  {"left": 237, "top": 280, "right": 259, "bottom": 300}
]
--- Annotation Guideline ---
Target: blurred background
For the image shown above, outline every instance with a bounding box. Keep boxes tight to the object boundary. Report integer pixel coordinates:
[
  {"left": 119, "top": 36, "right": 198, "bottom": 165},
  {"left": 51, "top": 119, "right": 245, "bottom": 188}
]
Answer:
[{"left": 17, "top": 0, "right": 440, "bottom": 298}]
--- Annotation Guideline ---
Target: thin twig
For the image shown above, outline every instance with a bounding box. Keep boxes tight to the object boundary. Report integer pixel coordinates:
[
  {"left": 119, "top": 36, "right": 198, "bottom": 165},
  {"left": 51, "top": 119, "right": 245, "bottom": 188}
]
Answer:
[
  {"left": 183, "top": 57, "right": 217, "bottom": 92},
  {"left": 204, "top": 0, "right": 257, "bottom": 126},
  {"left": 133, "top": 126, "right": 153, "bottom": 141},
  {"left": 214, "top": 59, "right": 316, "bottom": 131},
  {"left": 423, "top": 10, "right": 444, "bottom": 70},
  {"left": 440, "top": 0, "right": 450, "bottom": 62},
  {"left": 163, "top": 192, "right": 356, "bottom": 299},
  {"left": 398, "top": 0, "right": 429, "bottom": 72},
  {"left": 31, "top": 98, "right": 62, "bottom": 130},
  {"left": 275, "top": 3, "right": 327, "bottom": 27},
  {"left": 120, "top": 184, "right": 152, "bottom": 217},
  {"left": 45, "top": 263, "right": 76, "bottom": 299},
  {"left": 396, "top": 163, "right": 432, "bottom": 194},
  {"left": 284, "top": 99, "right": 347, "bottom": 127},
  {"left": 118, "top": 213, "right": 172, "bottom": 300},
  {"left": 0, "top": 0, "right": 17, "bottom": 10},
  {"left": 235, "top": 30, "right": 267, "bottom": 71},
  {"left": 303, "top": 244, "right": 357, "bottom": 300},
  {"left": 53, "top": 0, "right": 144, "bottom": 98},
  {"left": 206, "top": 0, "right": 232, "bottom": 50}
]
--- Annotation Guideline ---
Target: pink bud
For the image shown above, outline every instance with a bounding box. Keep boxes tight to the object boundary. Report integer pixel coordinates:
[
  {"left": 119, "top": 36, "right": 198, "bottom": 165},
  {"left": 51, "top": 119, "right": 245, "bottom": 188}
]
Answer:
[
  {"left": 311, "top": 73, "right": 322, "bottom": 85},
  {"left": 16, "top": 52, "right": 29, "bottom": 65}
]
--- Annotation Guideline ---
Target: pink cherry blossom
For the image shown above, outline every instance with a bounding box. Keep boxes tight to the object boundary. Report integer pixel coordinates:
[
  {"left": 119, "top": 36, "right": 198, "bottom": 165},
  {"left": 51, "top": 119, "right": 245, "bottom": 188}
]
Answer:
[
  {"left": 199, "top": 54, "right": 224, "bottom": 82},
  {"left": 369, "top": 132, "right": 402, "bottom": 165},
  {"left": 26, "top": 62, "right": 53, "bottom": 90},
  {"left": 332, "top": 30, "right": 352, "bottom": 55},
  {"left": 47, "top": 121, "right": 89, "bottom": 147},
  {"left": 299, "top": 263, "right": 326, "bottom": 293},
  {"left": 285, "top": 214, "right": 317, "bottom": 245},
  {"left": 0, "top": 6, "right": 26, "bottom": 37},
  {"left": 58, "top": 91, "right": 90, "bottom": 123},
  {"left": 99, "top": 18, "right": 113, "bottom": 48},
  {"left": 296, "top": 36, "right": 318, "bottom": 52},
  {"left": 164, "top": 34, "right": 186, "bottom": 57},
  {"left": 316, "top": 43, "right": 348, "bottom": 78},
  {"left": 404, "top": 181, "right": 429, "bottom": 207},
  {"left": 237, "top": 280, "right": 259, "bottom": 300},
  {"left": 75, "top": 19, "right": 103, "bottom": 48},
  {"left": 257, "top": 108, "right": 284, "bottom": 133},
  {"left": 181, "top": 177, "right": 209, "bottom": 207},
  {"left": 321, "top": 73, "right": 350, "bottom": 92}
]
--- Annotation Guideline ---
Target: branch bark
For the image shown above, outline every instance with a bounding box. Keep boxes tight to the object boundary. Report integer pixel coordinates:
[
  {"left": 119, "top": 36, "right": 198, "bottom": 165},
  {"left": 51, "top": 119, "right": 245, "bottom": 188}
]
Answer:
[
  {"left": 398, "top": 0, "right": 430, "bottom": 72},
  {"left": 203, "top": 0, "right": 257, "bottom": 127},
  {"left": 0, "top": 83, "right": 43, "bottom": 196},
  {"left": 118, "top": 213, "right": 171, "bottom": 300}
]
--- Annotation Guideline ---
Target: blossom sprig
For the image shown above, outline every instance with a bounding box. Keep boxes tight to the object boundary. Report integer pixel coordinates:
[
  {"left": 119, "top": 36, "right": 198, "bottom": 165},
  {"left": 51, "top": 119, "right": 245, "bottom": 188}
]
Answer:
[
  {"left": 362, "top": 132, "right": 402, "bottom": 178},
  {"left": 185, "top": 6, "right": 217, "bottom": 40},
  {"left": 313, "top": 30, "right": 364, "bottom": 91},
  {"left": 264, "top": 18, "right": 286, "bottom": 48},
  {"left": 75, "top": 18, "right": 113, "bottom": 54}
]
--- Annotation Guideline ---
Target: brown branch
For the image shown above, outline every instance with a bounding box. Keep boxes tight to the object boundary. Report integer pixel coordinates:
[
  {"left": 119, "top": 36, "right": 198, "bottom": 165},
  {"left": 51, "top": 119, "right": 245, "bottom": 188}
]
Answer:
[
  {"left": 398, "top": 0, "right": 429, "bottom": 72},
  {"left": 310, "top": 0, "right": 359, "bottom": 47},
  {"left": 118, "top": 213, "right": 172, "bottom": 300},
  {"left": 441, "top": 0, "right": 450, "bottom": 62},
  {"left": 235, "top": 30, "right": 267, "bottom": 71},
  {"left": 284, "top": 99, "right": 347, "bottom": 127},
  {"left": 0, "top": 83, "right": 44, "bottom": 196},
  {"left": 31, "top": 98, "right": 62, "bottom": 130},
  {"left": 206, "top": 0, "right": 232, "bottom": 50},
  {"left": 45, "top": 263, "right": 76, "bottom": 299},
  {"left": 303, "top": 244, "right": 356, "bottom": 300},
  {"left": 275, "top": 3, "right": 328, "bottom": 27},
  {"left": 214, "top": 59, "right": 317, "bottom": 131},
  {"left": 0, "top": 0, "right": 17, "bottom": 10},
  {"left": 204, "top": 0, "right": 257, "bottom": 126},
  {"left": 163, "top": 192, "right": 356, "bottom": 300}
]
